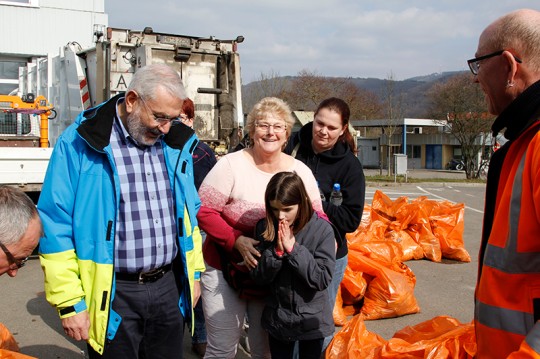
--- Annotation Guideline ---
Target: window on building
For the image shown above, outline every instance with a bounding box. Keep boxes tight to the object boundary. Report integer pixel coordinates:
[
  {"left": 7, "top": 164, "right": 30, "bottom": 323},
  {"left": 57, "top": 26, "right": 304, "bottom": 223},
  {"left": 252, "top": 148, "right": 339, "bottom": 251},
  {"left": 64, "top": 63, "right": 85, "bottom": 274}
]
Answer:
[
  {"left": 406, "top": 145, "right": 421, "bottom": 159},
  {"left": 0, "top": 83, "right": 17, "bottom": 94},
  {"left": 0, "top": 59, "right": 27, "bottom": 95}
]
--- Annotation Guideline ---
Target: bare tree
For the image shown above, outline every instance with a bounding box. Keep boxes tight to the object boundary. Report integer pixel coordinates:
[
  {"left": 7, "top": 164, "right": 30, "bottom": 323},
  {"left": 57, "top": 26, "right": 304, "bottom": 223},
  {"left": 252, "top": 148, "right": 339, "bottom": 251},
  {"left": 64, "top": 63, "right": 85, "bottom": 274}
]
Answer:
[
  {"left": 331, "top": 80, "right": 382, "bottom": 120},
  {"left": 380, "top": 71, "right": 405, "bottom": 175},
  {"left": 283, "top": 70, "right": 382, "bottom": 117},
  {"left": 283, "top": 69, "right": 332, "bottom": 110},
  {"left": 242, "top": 69, "right": 289, "bottom": 112},
  {"left": 428, "top": 73, "right": 494, "bottom": 179},
  {"left": 243, "top": 69, "right": 382, "bottom": 136}
]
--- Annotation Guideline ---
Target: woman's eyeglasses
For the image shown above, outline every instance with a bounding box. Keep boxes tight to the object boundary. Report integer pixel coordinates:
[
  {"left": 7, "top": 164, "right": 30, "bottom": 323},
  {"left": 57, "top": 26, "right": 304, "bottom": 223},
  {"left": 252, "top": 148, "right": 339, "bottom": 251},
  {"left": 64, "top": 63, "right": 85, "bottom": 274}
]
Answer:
[{"left": 255, "top": 122, "right": 287, "bottom": 133}]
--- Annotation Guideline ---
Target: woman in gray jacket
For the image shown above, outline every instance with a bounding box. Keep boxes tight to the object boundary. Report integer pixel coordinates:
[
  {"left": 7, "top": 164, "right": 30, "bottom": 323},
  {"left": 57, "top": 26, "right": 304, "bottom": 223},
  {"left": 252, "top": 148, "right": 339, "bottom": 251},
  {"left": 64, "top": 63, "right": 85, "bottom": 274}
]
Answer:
[{"left": 251, "top": 172, "right": 336, "bottom": 359}]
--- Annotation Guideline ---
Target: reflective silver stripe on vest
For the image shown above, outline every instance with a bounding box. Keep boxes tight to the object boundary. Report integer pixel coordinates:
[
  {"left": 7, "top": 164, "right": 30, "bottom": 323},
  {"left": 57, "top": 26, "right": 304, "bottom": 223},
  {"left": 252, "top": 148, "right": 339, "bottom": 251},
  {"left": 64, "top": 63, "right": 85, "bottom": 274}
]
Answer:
[
  {"left": 476, "top": 300, "right": 534, "bottom": 336},
  {"left": 484, "top": 151, "right": 540, "bottom": 273},
  {"left": 526, "top": 321, "right": 540, "bottom": 353}
]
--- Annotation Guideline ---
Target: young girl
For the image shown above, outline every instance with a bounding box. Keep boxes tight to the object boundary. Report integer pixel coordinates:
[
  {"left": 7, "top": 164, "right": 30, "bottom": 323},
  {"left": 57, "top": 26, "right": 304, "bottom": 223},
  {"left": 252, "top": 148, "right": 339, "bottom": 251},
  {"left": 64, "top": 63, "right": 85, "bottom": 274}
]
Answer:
[{"left": 251, "top": 171, "right": 336, "bottom": 359}]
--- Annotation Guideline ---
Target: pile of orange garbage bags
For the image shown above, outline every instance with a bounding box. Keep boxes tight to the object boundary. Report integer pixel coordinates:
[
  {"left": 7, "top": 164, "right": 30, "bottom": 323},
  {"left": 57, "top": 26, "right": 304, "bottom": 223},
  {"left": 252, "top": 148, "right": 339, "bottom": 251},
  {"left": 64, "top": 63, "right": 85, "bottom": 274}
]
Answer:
[
  {"left": 327, "top": 315, "right": 476, "bottom": 359},
  {"left": 333, "top": 190, "right": 470, "bottom": 325},
  {"left": 328, "top": 190, "right": 474, "bottom": 358},
  {"left": 353, "top": 190, "right": 470, "bottom": 263}
]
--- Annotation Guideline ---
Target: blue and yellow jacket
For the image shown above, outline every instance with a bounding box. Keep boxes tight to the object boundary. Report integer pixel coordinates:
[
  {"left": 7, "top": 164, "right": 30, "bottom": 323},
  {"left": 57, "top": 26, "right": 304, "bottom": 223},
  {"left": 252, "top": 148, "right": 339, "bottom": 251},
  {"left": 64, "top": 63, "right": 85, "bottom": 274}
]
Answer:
[{"left": 37, "top": 94, "right": 205, "bottom": 354}]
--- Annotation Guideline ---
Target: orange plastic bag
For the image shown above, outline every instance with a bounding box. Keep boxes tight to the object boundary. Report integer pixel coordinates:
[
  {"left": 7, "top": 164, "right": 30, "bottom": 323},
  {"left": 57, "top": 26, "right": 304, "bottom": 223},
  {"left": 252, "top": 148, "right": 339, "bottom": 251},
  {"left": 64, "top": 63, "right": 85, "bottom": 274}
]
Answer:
[
  {"left": 0, "top": 350, "right": 36, "bottom": 359},
  {"left": 347, "top": 251, "right": 419, "bottom": 320},
  {"left": 370, "top": 191, "right": 408, "bottom": 225},
  {"left": 333, "top": 287, "right": 348, "bottom": 326},
  {"left": 429, "top": 201, "right": 470, "bottom": 262},
  {"left": 384, "top": 227, "right": 424, "bottom": 261},
  {"left": 358, "top": 191, "right": 469, "bottom": 263},
  {"left": 335, "top": 266, "right": 367, "bottom": 323},
  {"left": 411, "top": 197, "right": 469, "bottom": 262},
  {"left": 326, "top": 314, "right": 386, "bottom": 359},
  {"left": 349, "top": 240, "right": 404, "bottom": 267},
  {"left": 346, "top": 205, "right": 373, "bottom": 244},
  {"left": 378, "top": 316, "right": 476, "bottom": 358},
  {"left": 399, "top": 200, "right": 442, "bottom": 262},
  {"left": 340, "top": 266, "right": 367, "bottom": 305},
  {"left": 0, "top": 323, "right": 35, "bottom": 359},
  {"left": 347, "top": 220, "right": 387, "bottom": 246},
  {"left": 0, "top": 324, "right": 19, "bottom": 352}
]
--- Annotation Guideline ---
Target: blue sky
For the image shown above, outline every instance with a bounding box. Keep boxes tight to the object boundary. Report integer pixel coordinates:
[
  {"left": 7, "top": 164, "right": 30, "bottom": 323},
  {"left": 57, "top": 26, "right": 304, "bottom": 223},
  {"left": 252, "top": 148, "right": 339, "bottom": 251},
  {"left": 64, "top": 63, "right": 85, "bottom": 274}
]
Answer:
[{"left": 105, "top": 1, "right": 539, "bottom": 84}]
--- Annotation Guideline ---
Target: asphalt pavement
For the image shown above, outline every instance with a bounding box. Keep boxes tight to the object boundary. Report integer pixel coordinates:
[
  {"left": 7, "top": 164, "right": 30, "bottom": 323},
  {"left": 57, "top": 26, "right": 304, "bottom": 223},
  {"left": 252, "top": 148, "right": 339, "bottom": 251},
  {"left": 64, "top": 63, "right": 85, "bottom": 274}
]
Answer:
[{"left": 0, "top": 169, "right": 482, "bottom": 358}]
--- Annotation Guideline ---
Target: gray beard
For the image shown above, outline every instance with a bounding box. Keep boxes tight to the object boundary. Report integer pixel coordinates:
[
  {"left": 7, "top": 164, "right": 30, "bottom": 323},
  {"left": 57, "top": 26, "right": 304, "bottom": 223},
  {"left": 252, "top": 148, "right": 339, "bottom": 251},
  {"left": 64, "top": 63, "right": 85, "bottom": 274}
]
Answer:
[{"left": 126, "top": 112, "right": 161, "bottom": 146}]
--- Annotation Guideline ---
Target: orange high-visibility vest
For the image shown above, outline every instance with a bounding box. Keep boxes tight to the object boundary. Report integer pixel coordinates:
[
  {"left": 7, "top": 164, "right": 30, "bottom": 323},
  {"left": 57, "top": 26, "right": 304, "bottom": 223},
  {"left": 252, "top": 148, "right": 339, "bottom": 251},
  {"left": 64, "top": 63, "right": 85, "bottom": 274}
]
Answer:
[{"left": 476, "top": 122, "right": 540, "bottom": 359}]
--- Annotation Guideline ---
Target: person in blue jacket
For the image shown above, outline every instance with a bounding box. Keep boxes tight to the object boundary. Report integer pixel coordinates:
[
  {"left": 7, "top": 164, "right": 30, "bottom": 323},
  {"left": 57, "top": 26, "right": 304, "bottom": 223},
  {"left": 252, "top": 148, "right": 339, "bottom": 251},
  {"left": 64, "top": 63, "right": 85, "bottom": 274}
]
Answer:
[{"left": 37, "top": 64, "right": 205, "bottom": 358}]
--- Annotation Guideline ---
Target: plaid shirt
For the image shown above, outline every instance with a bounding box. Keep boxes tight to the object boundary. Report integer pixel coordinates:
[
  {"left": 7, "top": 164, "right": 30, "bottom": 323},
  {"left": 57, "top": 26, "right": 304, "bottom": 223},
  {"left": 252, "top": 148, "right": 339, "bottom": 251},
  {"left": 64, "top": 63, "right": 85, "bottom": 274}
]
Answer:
[{"left": 110, "top": 102, "right": 177, "bottom": 273}]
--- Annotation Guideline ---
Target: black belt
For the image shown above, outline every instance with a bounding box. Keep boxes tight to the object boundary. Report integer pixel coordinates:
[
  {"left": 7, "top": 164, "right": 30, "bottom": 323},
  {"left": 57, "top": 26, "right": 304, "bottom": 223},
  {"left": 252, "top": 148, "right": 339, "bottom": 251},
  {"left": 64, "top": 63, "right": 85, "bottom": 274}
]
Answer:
[{"left": 115, "top": 264, "right": 172, "bottom": 284}]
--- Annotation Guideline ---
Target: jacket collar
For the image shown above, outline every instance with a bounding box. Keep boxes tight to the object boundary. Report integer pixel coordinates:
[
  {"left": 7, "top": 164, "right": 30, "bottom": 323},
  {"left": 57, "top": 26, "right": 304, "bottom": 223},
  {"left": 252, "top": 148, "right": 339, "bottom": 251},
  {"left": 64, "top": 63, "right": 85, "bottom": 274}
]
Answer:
[
  {"left": 76, "top": 94, "right": 196, "bottom": 152},
  {"left": 492, "top": 79, "right": 540, "bottom": 141}
]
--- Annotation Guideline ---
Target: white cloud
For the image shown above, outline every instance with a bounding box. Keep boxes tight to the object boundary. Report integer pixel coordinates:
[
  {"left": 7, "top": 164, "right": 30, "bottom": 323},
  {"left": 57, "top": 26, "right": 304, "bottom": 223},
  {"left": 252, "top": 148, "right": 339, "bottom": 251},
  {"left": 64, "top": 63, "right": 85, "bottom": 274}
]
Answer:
[{"left": 105, "top": 1, "right": 539, "bottom": 83}]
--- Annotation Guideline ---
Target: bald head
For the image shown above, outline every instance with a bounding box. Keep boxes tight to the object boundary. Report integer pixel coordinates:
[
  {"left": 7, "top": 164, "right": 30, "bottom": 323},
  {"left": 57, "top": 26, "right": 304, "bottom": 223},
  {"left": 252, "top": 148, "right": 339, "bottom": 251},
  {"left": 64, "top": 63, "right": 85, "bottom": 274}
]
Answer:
[{"left": 480, "top": 9, "right": 540, "bottom": 73}]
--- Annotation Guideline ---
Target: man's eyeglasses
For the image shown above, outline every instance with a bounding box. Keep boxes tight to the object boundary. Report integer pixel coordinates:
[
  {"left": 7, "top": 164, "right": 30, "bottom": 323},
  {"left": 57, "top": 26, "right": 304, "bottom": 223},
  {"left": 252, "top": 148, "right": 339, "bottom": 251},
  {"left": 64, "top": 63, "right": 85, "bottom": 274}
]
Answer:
[
  {"left": 467, "top": 50, "right": 522, "bottom": 75},
  {"left": 0, "top": 242, "right": 28, "bottom": 270},
  {"left": 255, "top": 122, "right": 287, "bottom": 133},
  {"left": 138, "top": 95, "right": 181, "bottom": 125}
]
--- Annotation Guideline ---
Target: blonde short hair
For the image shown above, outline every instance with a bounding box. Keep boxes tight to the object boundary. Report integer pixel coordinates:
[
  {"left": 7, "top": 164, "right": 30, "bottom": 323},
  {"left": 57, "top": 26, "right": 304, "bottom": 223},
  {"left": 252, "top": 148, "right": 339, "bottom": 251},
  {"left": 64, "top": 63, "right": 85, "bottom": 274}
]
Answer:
[{"left": 245, "top": 97, "right": 294, "bottom": 147}]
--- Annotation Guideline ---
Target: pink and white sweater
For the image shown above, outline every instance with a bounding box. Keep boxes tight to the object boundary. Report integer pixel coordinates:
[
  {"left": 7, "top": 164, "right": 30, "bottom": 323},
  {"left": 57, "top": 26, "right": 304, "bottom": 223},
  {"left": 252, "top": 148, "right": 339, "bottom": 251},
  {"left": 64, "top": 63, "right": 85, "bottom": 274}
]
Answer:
[{"left": 197, "top": 149, "right": 323, "bottom": 270}]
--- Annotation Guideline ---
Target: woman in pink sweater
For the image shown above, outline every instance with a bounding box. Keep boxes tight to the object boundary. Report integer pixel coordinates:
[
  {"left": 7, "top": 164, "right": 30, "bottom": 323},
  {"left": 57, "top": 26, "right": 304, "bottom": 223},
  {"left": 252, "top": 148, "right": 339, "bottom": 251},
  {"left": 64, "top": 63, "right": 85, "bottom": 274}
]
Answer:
[{"left": 197, "top": 97, "right": 323, "bottom": 359}]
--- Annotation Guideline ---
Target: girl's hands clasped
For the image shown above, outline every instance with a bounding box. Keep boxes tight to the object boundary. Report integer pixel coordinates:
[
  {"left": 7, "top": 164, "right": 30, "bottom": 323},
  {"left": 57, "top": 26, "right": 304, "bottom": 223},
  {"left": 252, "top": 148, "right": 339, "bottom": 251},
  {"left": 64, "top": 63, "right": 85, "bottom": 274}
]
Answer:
[{"left": 278, "top": 219, "right": 295, "bottom": 254}]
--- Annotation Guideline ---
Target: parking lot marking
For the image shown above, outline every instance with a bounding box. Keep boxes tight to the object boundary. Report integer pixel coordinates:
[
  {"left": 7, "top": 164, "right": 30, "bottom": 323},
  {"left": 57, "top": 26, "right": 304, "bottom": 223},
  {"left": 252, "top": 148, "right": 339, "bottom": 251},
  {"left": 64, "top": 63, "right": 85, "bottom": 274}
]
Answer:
[{"left": 416, "top": 186, "right": 484, "bottom": 214}]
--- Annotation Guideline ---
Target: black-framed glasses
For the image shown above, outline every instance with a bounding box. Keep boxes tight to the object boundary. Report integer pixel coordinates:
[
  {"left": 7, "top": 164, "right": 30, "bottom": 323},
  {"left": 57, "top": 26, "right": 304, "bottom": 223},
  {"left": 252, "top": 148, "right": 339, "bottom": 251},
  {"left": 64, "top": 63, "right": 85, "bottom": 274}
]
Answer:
[
  {"left": 255, "top": 122, "right": 287, "bottom": 133},
  {"left": 0, "top": 242, "right": 28, "bottom": 270},
  {"left": 467, "top": 50, "right": 522, "bottom": 75},
  {"left": 138, "top": 94, "right": 182, "bottom": 125}
]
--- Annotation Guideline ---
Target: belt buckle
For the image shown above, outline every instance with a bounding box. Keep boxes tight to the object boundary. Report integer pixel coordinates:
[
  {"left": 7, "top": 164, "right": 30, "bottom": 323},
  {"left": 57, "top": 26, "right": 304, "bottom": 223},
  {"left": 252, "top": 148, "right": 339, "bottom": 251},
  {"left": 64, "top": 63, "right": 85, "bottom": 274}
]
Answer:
[{"left": 138, "top": 267, "right": 164, "bottom": 284}]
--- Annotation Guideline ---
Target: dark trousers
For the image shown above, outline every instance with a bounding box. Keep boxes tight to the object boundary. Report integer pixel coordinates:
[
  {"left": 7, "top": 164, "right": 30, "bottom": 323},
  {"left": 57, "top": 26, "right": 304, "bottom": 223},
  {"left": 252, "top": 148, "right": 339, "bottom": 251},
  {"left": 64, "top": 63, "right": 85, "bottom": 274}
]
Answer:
[
  {"left": 88, "top": 270, "right": 184, "bottom": 359},
  {"left": 269, "top": 335, "right": 324, "bottom": 359}
]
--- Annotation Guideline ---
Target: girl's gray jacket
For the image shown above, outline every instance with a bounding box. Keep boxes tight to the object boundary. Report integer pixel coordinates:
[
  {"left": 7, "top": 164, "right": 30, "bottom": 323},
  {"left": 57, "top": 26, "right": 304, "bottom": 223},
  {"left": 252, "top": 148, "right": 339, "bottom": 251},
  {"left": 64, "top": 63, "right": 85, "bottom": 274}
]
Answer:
[{"left": 251, "top": 212, "right": 336, "bottom": 341}]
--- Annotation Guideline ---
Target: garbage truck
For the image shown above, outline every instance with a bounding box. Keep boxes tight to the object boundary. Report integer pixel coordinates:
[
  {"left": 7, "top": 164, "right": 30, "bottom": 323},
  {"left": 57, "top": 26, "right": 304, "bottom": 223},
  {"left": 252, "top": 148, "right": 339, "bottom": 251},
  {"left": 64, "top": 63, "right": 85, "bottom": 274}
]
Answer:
[{"left": 0, "top": 26, "right": 245, "bottom": 192}]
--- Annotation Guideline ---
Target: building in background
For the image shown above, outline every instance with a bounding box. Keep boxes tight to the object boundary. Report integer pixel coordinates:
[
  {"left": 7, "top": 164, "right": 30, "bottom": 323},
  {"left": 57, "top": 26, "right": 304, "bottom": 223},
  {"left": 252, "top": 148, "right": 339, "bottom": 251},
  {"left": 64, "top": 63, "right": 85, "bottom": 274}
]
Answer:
[
  {"left": 353, "top": 118, "right": 490, "bottom": 171},
  {"left": 0, "top": 0, "right": 107, "bottom": 94}
]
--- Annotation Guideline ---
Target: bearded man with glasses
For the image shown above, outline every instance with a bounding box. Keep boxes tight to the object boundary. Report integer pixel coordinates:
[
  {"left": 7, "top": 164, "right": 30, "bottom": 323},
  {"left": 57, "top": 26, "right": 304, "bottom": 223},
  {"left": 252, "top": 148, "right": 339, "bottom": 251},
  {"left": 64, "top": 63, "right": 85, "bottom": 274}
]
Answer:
[
  {"left": 470, "top": 9, "right": 540, "bottom": 359},
  {"left": 38, "top": 64, "right": 205, "bottom": 358},
  {"left": 0, "top": 185, "right": 41, "bottom": 277}
]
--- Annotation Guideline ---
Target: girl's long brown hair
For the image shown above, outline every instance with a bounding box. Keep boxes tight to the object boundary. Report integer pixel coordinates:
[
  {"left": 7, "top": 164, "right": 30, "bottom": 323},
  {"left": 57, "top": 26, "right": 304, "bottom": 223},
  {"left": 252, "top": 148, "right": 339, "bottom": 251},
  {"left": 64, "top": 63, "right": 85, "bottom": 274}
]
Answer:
[{"left": 262, "top": 171, "right": 313, "bottom": 241}]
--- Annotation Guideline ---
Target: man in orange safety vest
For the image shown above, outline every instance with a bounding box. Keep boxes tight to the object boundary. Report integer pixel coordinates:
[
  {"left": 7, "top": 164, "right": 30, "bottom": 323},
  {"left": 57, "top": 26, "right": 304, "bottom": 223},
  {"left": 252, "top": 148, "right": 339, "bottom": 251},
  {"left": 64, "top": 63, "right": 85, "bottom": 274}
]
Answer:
[{"left": 469, "top": 8, "right": 540, "bottom": 359}]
